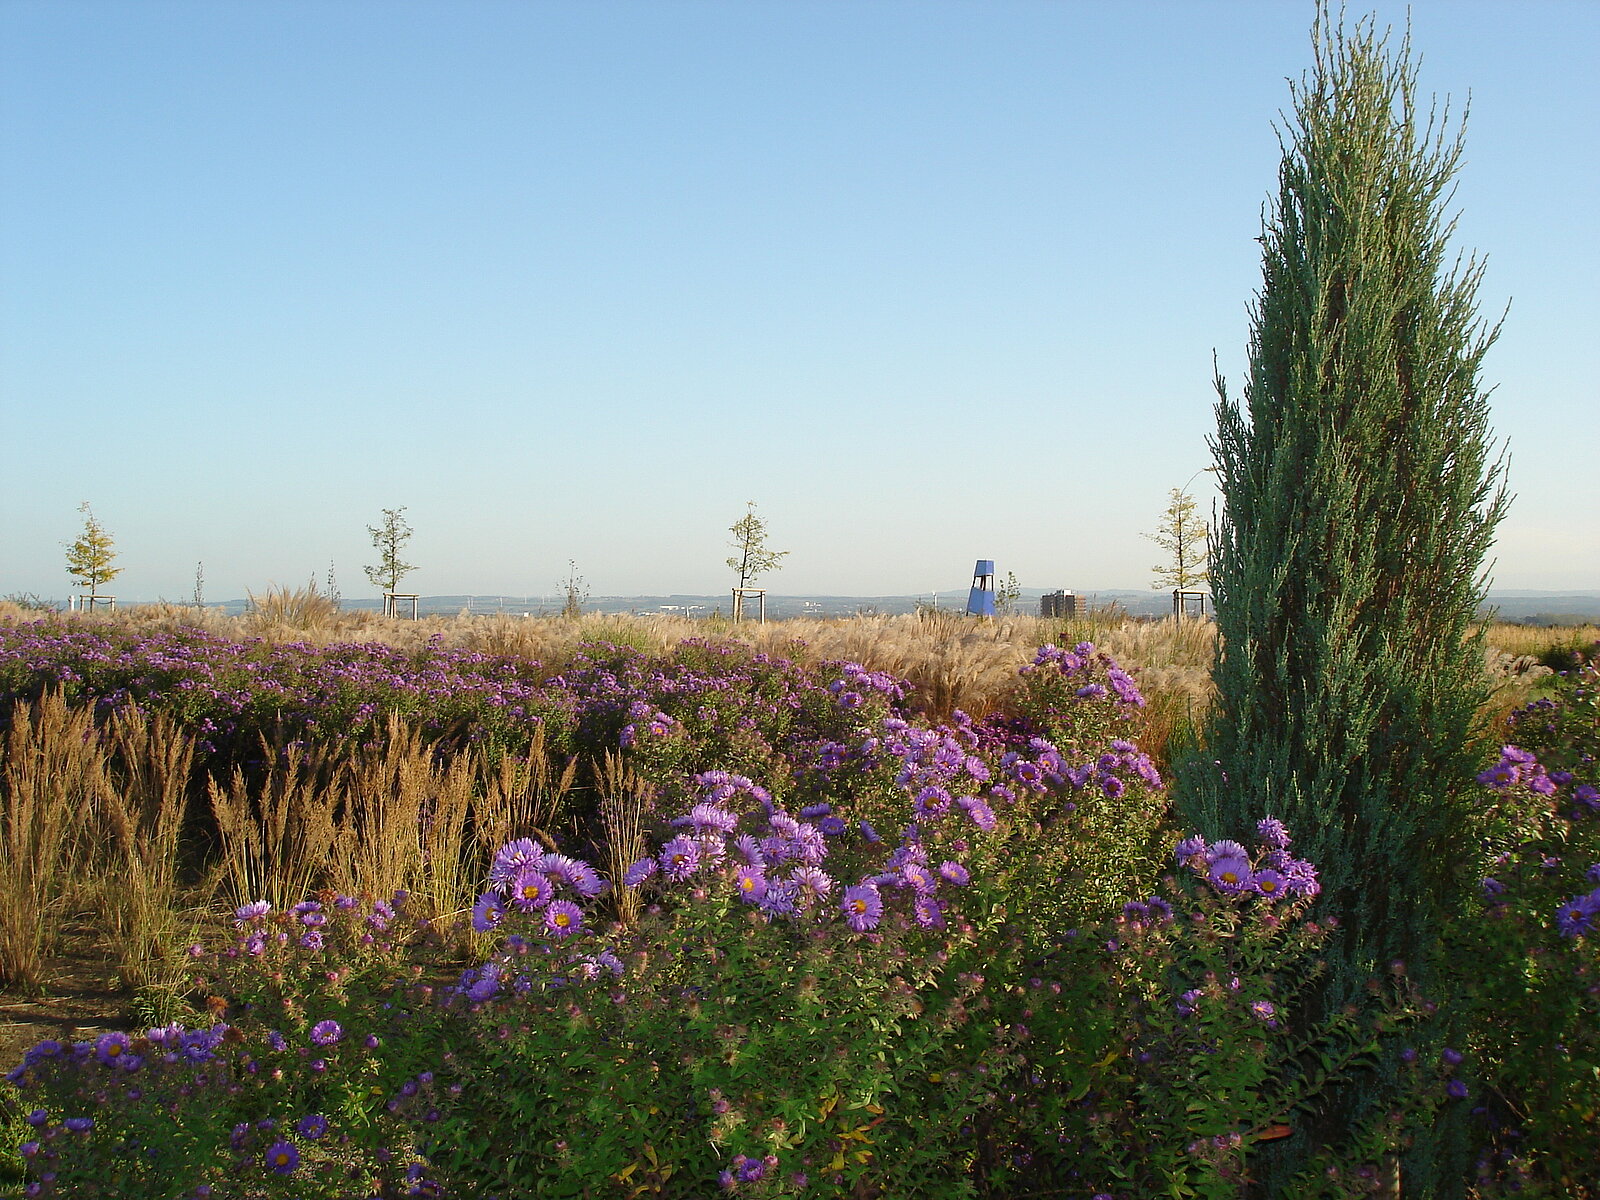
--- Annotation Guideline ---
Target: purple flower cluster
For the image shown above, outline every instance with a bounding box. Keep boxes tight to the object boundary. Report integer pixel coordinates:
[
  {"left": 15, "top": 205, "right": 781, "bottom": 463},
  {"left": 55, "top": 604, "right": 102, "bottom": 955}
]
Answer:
[
  {"left": 1478, "top": 745, "right": 1559, "bottom": 796},
  {"left": 1020, "top": 642, "right": 1145, "bottom": 709},
  {"left": 1555, "top": 867, "right": 1600, "bottom": 939},
  {"left": 474, "top": 840, "right": 607, "bottom": 937},
  {"left": 1173, "top": 819, "right": 1319, "bottom": 901}
]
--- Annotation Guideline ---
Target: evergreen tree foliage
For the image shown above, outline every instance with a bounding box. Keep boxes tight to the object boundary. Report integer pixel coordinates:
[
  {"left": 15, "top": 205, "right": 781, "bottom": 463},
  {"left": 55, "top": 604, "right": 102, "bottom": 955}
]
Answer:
[
  {"left": 65, "top": 502, "right": 122, "bottom": 603},
  {"left": 1184, "top": 9, "right": 1507, "bottom": 1190}
]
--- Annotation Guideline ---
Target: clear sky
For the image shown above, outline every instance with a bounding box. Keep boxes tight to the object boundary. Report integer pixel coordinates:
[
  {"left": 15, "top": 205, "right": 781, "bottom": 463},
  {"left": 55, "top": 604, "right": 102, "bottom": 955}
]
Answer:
[{"left": 3, "top": 0, "right": 1596, "bottom": 603}]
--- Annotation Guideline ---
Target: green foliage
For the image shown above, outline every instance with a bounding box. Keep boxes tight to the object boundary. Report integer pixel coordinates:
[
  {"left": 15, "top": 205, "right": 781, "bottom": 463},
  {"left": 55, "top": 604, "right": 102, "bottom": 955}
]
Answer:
[
  {"left": 64, "top": 502, "right": 121, "bottom": 599},
  {"left": 363, "top": 506, "right": 415, "bottom": 595}
]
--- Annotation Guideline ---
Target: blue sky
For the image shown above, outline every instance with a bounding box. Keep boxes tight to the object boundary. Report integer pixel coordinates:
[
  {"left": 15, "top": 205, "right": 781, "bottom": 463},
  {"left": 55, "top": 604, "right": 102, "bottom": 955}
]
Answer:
[{"left": 3, "top": 0, "right": 1596, "bottom": 602}]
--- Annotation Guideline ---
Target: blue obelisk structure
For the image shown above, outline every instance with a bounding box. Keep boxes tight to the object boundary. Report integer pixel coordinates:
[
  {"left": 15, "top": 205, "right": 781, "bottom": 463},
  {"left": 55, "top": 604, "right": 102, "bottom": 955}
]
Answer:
[{"left": 966, "top": 560, "right": 996, "bottom": 617}]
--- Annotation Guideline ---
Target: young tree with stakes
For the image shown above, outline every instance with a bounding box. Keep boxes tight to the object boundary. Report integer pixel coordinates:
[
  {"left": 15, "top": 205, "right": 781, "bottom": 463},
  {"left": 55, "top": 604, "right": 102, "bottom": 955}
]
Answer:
[
  {"left": 1184, "top": 10, "right": 1508, "bottom": 1191},
  {"left": 1144, "top": 487, "right": 1210, "bottom": 592},
  {"left": 727, "top": 502, "right": 788, "bottom": 590},
  {"left": 364, "top": 507, "right": 416, "bottom": 596},
  {"left": 65, "top": 502, "right": 121, "bottom": 608}
]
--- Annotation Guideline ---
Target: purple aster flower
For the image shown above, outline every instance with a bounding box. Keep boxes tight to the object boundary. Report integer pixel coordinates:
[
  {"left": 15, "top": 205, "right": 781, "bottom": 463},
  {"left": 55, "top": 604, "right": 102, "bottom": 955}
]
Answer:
[
  {"left": 298, "top": 930, "right": 324, "bottom": 951},
  {"left": 859, "top": 820, "right": 882, "bottom": 843},
  {"left": 544, "top": 900, "right": 584, "bottom": 939},
  {"left": 1556, "top": 890, "right": 1600, "bottom": 938},
  {"left": 1205, "top": 839, "right": 1248, "bottom": 864},
  {"left": 487, "top": 838, "right": 545, "bottom": 892},
  {"left": 913, "top": 786, "right": 952, "bottom": 817},
  {"left": 310, "top": 1020, "right": 343, "bottom": 1046},
  {"left": 63, "top": 1117, "right": 93, "bottom": 1133},
  {"left": 1176, "top": 989, "right": 1203, "bottom": 1017},
  {"left": 622, "top": 857, "right": 657, "bottom": 887},
  {"left": 913, "top": 895, "right": 946, "bottom": 929},
  {"left": 509, "top": 868, "right": 555, "bottom": 912},
  {"left": 819, "top": 815, "right": 847, "bottom": 836},
  {"left": 1282, "top": 858, "right": 1320, "bottom": 897},
  {"left": 1256, "top": 817, "right": 1291, "bottom": 849},
  {"left": 1446, "top": 1079, "right": 1469, "bottom": 1100},
  {"left": 734, "top": 866, "right": 767, "bottom": 902},
  {"left": 467, "top": 971, "right": 500, "bottom": 1002},
  {"left": 757, "top": 878, "right": 800, "bottom": 918},
  {"left": 1576, "top": 784, "right": 1600, "bottom": 813},
  {"left": 94, "top": 1032, "right": 132, "bottom": 1067},
  {"left": 1207, "top": 854, "right": 1252, "bottom": 893},
  {"left": 472, "top": 891, "right": 507, "bottom": 933},
  {"left": 264, "top": 1139, "right": 299, "bottom": 1175},
  {"left": 233, "top": 900, "right": 271, "bottom": 925},
  {"left": 841, "top": 883, "right": 883, "bottom": 932},
  {"left": 790, "top": 865, "right": 834, "bottom": 904},
  {"left": 562, "top": 861, "right": 608, "bottom": 897},
  {"left": 960, "top": 797, "right": 997, "bottom": 831},
  {"left": 296, "top": 1113, "right": 328, "bottom": 1140},
  {"left": 889, "top": 859, "right": 927, "bottom": 890},
  {"left": 1173, "top": 835, "right": 1207, "bottom": 864},
  {"left": 1251, "top": 869, "right": 1287, "bottom": 900},
  {"left": 660, "top": 836, "right": 701, "bottom": 881},
  {"left": 673, "top": 803, "right": 739, "bottom": 834},
  {"left": 1249, "top": 999, "right": 1277, "bottom": 1022},
  {"left": 938, "top": 861, "right": 970, "bottom": 886}
]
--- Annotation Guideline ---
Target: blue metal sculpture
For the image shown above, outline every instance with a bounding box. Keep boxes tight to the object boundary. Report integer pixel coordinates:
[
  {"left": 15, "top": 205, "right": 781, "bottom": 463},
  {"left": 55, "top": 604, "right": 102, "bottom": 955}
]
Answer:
[{"left": 966, "top": 560, "right": 996, "bottom": 617}]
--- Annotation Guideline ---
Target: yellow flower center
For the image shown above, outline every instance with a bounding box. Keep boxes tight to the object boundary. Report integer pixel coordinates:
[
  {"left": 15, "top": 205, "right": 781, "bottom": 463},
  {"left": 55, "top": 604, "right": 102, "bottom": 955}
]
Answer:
[{"left": 554, "top": 912, "right": 570, "bottom": 927}]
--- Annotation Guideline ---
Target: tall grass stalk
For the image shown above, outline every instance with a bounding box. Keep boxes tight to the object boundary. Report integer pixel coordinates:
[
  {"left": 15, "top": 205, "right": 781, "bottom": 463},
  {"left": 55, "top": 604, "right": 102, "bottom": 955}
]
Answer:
[
  {"left": 0, "top": 694, "right": 109, "bottom": 992},
  {"left": 331, "top": 716, "right": 432, "bottom": 906},
  {"left": 470, "top": 727, "right": 576, "bottom": 866},
  {"left": 208, "top": 737, "right": 339, "bottom": 910},
  {"left": 100, "top": 707, "right": 197, "bottom": 991},
  {"left": 595, "top": 751, "right": 649, "bottom": 926}
]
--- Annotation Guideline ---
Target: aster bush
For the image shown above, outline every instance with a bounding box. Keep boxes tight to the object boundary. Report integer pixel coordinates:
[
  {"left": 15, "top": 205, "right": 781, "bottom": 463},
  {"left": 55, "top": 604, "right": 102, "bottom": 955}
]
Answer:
[
  {"left": 1449, "top": 740, "right": 1600, "bottom": 1195},
  {"left": 1006, "top": 822, "right": 1433, "bottom": 1200},
  {"left": 2, "top": 893, "right": 448, "bottom": 1197}
]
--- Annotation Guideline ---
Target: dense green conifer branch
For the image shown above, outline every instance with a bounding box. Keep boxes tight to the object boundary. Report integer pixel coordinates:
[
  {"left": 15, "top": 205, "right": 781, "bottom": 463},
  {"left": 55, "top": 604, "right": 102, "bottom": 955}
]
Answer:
[{"left": 1187, "top": 8, "right": 1509, "bottom": 1192}]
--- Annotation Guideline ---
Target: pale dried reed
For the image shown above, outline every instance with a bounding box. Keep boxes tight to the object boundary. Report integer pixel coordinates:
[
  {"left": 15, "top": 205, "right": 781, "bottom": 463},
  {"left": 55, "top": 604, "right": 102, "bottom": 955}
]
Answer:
[
  {"left": 329, "top": 715, "right": 433, "bottom": 906},
  {"left": 470, "top": 727, "right": 576, "bottom": 864},
  {"left": 100, "top": 707, "right": 197, "bottom": 990},
  {"left": 0, "top": 694, "right": 110, "bottom": 991},
  {"left": 208, "top": 737, "right": 340, "bottom": 910},
  {"left": 595, "top": 751, "right": 650, "bottom": 926}
]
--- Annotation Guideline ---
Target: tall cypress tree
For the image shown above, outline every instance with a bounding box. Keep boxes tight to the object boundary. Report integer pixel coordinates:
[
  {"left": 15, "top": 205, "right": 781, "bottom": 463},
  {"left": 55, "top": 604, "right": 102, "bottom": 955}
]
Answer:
[{"left": 1186, "top": 8, "right": 1507, "bottom": 1191}]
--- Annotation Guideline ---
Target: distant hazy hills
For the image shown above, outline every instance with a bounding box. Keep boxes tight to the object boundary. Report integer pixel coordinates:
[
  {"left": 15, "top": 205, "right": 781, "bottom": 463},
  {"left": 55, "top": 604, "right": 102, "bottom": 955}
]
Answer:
[{"left": 202, "top": 589, "right": 1600, "bottom": 624}]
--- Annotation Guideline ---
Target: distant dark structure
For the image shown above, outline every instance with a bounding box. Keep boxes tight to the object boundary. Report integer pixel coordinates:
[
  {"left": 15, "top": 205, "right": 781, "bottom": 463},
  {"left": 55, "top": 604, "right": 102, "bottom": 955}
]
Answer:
[{"left": 1040, "top": 591, "right": 1084, "bottom": 619}]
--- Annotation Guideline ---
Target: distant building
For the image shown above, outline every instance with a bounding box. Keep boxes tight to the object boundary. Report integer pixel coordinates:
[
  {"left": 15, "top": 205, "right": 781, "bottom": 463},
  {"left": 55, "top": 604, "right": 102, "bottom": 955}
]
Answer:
[{"left": 1040, "top": 591, "right": 1084, "bottom": 618}]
